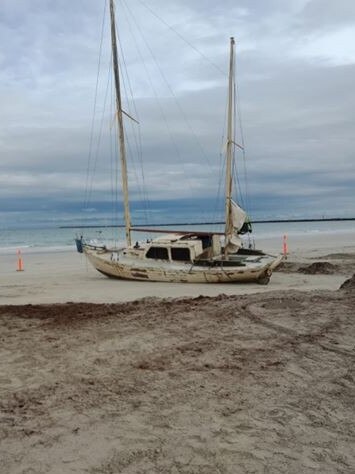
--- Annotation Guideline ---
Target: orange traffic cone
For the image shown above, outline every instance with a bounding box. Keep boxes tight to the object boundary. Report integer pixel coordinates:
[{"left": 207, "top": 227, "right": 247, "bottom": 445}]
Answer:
[
  {"left": 282, "top": 234, "right": 288, "bottom": 259},
  {"left": 16, "top": 250, "right": 24, "bottom": 272}
]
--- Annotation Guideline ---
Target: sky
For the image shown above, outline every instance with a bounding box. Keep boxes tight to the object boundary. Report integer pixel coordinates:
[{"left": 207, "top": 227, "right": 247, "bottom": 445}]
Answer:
[{"left": 0, "top": 0, "right": 354, "bottom": 222}]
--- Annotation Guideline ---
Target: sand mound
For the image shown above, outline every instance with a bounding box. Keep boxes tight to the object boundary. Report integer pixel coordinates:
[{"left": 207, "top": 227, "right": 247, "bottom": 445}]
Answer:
[
  {"left": 274, "top": 261, "right": 300, "bottom": 273},
  {"left": 339, "top": 273, "right": 355, "bottom": 291},
  {"left": 298, "top": 261, "right": 338, "bottom": 274}
]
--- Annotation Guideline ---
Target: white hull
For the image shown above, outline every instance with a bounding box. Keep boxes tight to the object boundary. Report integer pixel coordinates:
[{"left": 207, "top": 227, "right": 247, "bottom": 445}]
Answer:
[{"left": 84, "top": 248, "right": 283, "bottom": 284}]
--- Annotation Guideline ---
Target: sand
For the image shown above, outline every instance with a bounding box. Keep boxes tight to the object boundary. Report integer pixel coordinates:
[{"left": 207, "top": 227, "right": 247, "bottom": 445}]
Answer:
[
  {"left": 0, "top": 231, "right": 355, "bottom": 473},
  {"left": 1, "top": 231, "right": 355, "bottom": 305},
  {"left": 1, "top": 286, "right": 355, "bottom": 473}
]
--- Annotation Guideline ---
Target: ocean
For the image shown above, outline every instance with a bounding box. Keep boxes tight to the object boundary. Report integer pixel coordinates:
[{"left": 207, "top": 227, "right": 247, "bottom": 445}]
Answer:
[{"left": 1, "top": 211, "right": 354, "bottom": 255}]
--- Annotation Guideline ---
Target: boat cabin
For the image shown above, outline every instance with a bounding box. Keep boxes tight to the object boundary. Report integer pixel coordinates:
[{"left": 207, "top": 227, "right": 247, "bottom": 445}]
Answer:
[{"left": 123, "top": 232, "right": 222, "bottom": 262}]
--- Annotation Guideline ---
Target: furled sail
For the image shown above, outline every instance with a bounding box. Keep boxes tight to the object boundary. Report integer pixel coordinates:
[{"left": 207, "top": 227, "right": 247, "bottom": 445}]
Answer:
[
  {"left": 231, "top": 199, "right": 246, "bottom": 231},
  {"left": 225, "top": 199, "right": 247, "bottom": 253}
]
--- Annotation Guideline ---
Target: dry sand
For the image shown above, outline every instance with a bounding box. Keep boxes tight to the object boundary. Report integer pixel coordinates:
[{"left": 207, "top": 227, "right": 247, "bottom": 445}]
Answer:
[
  {"left": 1, "top": 283, "right": 355, "bottom": 473},
  {"left": 0, "top": 231, "right": 355, "bottom": 473}
]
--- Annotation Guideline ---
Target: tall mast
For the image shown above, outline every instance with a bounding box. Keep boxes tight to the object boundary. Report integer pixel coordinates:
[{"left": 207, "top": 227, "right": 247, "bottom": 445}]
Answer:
[
  {"left": 109, "top": 0, "right": 132, "bottom": 246},
  {"left": 224, "top": 37, "right": 235, "bottom": 254}
]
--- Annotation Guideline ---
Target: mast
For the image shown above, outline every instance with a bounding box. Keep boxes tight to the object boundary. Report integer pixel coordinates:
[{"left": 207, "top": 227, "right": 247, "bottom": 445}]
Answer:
[
  {"left": 224, "top": 37, "right": 235, "bottom": 255},
  {"left": 109, "top": 0, "right": 132, "bottom": 246}
]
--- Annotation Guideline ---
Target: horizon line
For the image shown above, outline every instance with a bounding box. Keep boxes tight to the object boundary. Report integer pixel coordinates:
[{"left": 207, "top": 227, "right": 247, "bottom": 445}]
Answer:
[{"left": 59, "top": 216, "right": 355, "bottom": 229}]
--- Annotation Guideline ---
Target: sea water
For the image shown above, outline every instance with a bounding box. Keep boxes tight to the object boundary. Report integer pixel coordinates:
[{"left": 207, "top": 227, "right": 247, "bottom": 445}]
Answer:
[{"left": 0, "top": 212, "right": 354, "bottom": 255}]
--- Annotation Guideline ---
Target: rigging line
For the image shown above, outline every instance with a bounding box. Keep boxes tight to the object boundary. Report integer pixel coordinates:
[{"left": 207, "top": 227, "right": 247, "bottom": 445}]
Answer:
[
  {"left": 233, "top": 156, "right": 245, "bottom": 209},
  {"left": 114, "top": 36, "right": 150, "bottom": 227},
  {"left": 109, "top": 69, "right": 118, "bottom": 236},
  {"left": 234, "top": 56, "right": 251, "bottom": 216},
  {"left": 114, "top": 44, "right": 147, "bottom": 211},
  {"left": 122, "top": 0, "right": 217, "bottom": 182},
  {"left": 119, "top": 0, "right": 183, "bottom": 194},
  {"left": 114, "top": 101, "right": 120, "bottom": 237},
  {"left": 232, "top": 78, "right": 245, "bottom": 210},
  {"left": 124, "top": 126, "right": 147, "bottom": 214},
  {"left": 115, "top": 20, "right": 140, "bottom": 126},
  {"left": 211, "top": 161, "right": 225, "bottom": 229},
  {"left": 116, "top": 3, "right": 156, "bottom": 238},
  {"left": 213, "top": 73, "right": 228, "bottom": 229},
  {"left": 233, "top": 96, "right": 245, "bottom": 207},
  {"left": 115, "top": 59, "right": 149, "bottom": 225},
  {"left": 213, "top": 117, "right": 227, "bottom": 226},
  {"left": 109, "top": 75, "right": 114, "bottom": 228},
  {"left": 212, "top": 72, "right": 229, "bottom": 225},
  {"left": 214, "top": 153, "right": 226, "bottom": 231},
  {"left": 116, "top": 1, "right": 152, "bottom": 218},
  {"left": 85, "top": 0, "right": 108, "bottom": 209},
  {"left": 233, "top": 87, "right": 246, "bottom": 211},
  {"left": 87, "top": 58, "right": 112, "bottom": 206},
  {"left": 114, "top": 11, "right": 151, "bottom": 225},
  {"left": 119, "top": 0, "right": 196, "bottom": 197},
  {"left": 112, "top": 103, "right": 121, "bottom": 236},
  {"left": 212, "top": 38, "right": 232, "bottom": 226},
  {"left": 134, "top": 0, "right": 226, "bottom": 77},
  {"left": 109, "top": 60, "right": 124, "bottom": 240},
  {"left": 215, "top": 120, "right": 228, "bottom": 215},
  {"left": 112, "top": 1, "right": 149, "bottom": 222}
]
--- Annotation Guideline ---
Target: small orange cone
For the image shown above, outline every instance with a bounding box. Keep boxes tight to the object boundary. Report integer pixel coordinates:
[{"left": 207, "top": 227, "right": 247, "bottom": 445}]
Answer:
[
  {"left": 282, "top": 234, "right": 288, "bottom": 259},
  {"left": 16, "top": 250, "right": 24, "bottom": 272}
]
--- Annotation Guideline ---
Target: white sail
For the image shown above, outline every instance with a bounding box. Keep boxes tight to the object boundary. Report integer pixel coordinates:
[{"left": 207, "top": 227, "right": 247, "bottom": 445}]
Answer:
[
  {"left": 231, "top": 199, "right": 246, "bottom": 232},
  {"left": 225, "top": 199, "right": 246, "bottom": 253}
]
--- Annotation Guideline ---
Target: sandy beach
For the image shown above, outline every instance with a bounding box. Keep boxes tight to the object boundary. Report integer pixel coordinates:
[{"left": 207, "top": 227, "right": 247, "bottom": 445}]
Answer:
[
  {"left": 1, "top": 231, "right": 355, "bottom": 305},
  {"left": 1, "top": 231, "right": 355, "bottom": 473}
]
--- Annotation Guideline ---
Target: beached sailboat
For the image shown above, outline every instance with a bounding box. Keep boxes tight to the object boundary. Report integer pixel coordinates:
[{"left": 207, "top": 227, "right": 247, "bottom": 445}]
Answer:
[{"left": 77, "top": 0, "right": 282, "bottom": 284}]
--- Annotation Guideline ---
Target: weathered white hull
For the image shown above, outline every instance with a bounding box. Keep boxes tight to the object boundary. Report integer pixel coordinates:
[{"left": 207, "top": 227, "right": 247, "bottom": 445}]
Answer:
[{"left": 84, "top": 248, "right": 283, "bottom": 284}]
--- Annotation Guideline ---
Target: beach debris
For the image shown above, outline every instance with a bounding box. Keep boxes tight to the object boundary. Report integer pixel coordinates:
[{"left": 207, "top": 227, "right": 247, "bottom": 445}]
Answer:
[
  {"left": 339, "top": 273, "right": 355, "bottom": 291},
  {"left": 298, "top": 262, "right": 338, "bottom": 275}
]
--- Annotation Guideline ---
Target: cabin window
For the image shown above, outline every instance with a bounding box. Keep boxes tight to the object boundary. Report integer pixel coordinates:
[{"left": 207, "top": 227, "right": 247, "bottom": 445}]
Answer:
[
  {"left": 171, "top": 247, "right": 191, "bottom": 261},
  {"left": 146, "top": 246, "right": 169, "bottom": 260},
  {"left": 201, "top": 235, "right": 212, "bottom": 249}
]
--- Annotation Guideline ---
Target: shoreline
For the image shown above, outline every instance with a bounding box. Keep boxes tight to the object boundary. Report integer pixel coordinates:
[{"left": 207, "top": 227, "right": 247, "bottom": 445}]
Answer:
[
  {"left": 1, "top": 227, "right": 355, "bottom": 256},
  {"left": 59, "top": 216, "right": 355, "bottom": 229},
  {"left": 1, "top": 230, "right": 354, "bottom": 305}
]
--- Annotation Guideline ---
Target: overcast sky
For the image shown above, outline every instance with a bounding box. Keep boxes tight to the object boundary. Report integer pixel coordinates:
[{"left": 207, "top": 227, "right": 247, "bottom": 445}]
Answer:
[{"left": 1, "top": 0, "right": 354, "bottom": 218}]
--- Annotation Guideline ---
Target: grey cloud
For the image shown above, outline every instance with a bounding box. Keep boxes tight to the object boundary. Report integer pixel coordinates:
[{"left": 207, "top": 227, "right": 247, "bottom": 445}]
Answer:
[
  {"left": 0, "top": 0, "right": 354, "bottom": 218},
  {"left": 297, "top": 0, "right": 355, "bottom": 31}
]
